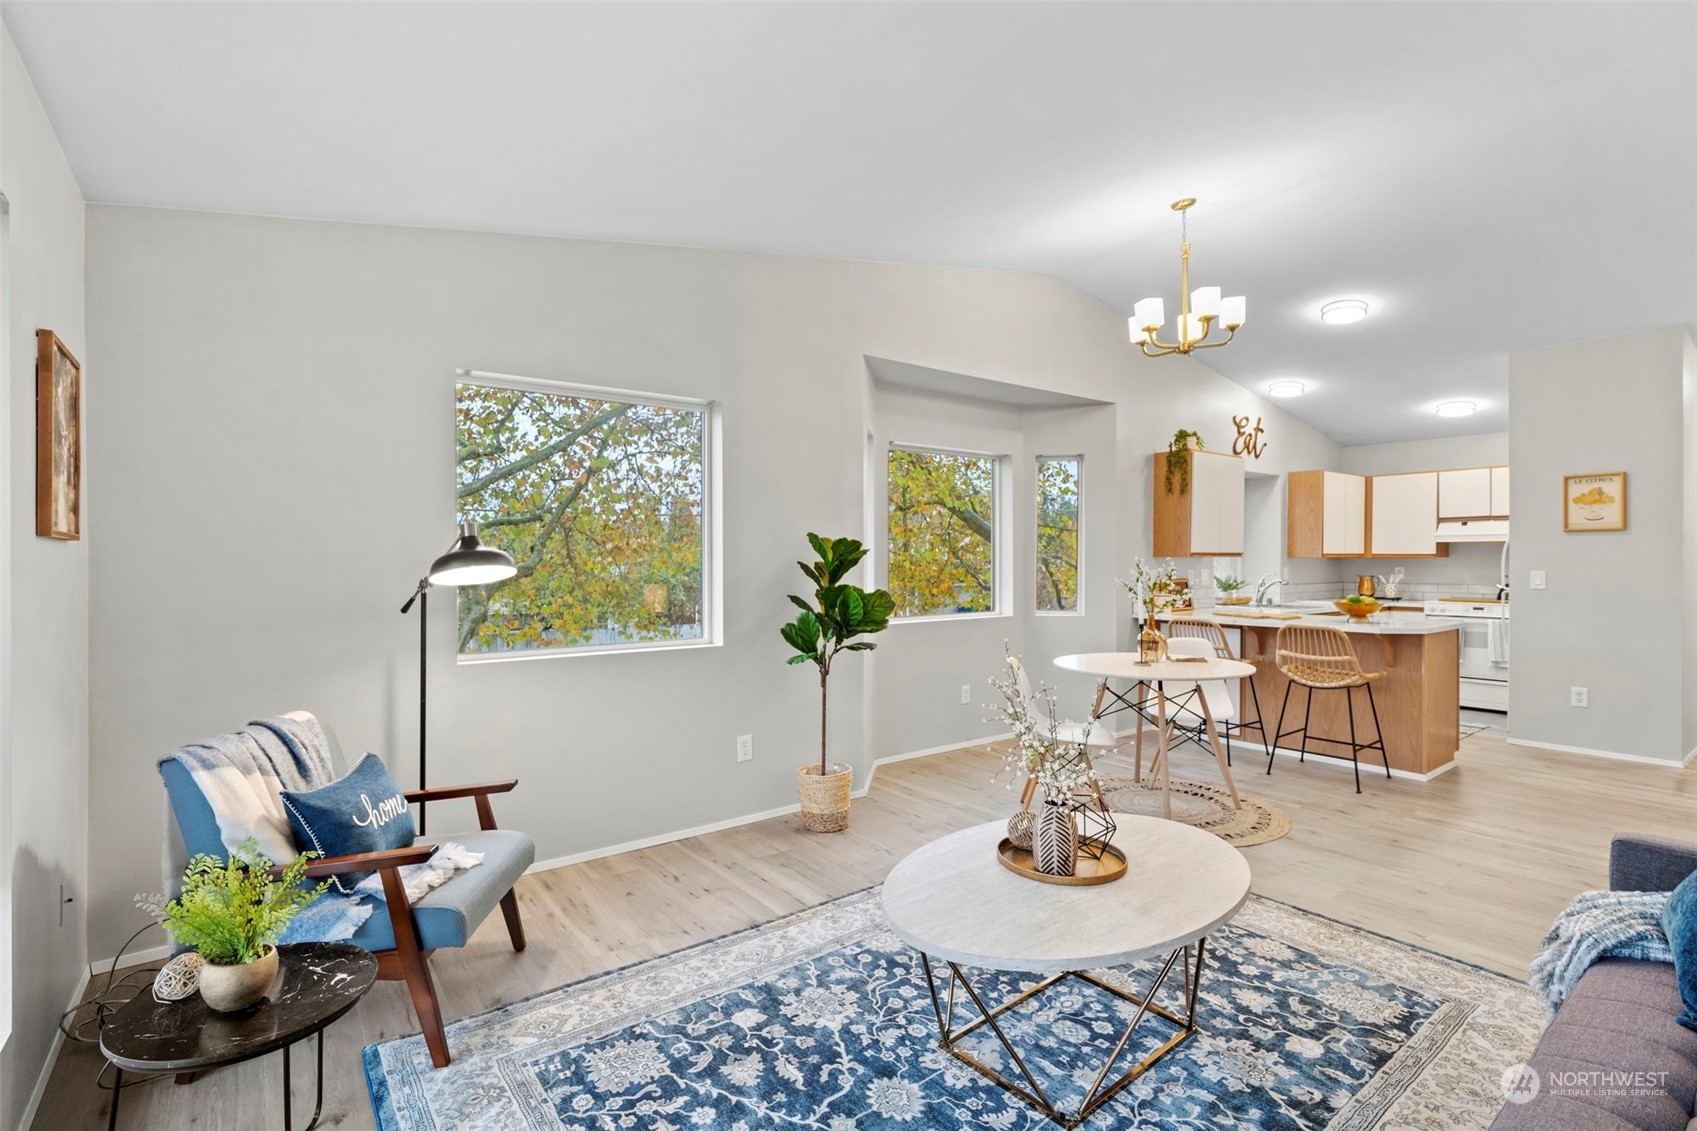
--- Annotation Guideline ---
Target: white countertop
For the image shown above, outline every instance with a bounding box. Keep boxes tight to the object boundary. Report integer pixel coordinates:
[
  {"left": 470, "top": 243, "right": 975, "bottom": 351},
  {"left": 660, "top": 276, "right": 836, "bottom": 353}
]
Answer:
[{"left": 1161, "top": 607, "right": 1466, "bottom": 636}]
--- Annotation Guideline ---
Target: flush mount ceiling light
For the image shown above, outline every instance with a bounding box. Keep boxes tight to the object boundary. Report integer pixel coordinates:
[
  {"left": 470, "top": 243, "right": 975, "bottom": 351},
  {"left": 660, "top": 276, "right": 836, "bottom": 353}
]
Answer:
[
  {"left": 1128, "top": 198, "right": 1245, "bottom": 357},
  {"left": 1434, "top": 400, "right": 1478, "bottom": 418},
  {"left": 1319, "top": 299, "right": 1371, "bottom": 325},
  {"left": 1266, "top": 380, "right": 1306, "bottom": 398}
]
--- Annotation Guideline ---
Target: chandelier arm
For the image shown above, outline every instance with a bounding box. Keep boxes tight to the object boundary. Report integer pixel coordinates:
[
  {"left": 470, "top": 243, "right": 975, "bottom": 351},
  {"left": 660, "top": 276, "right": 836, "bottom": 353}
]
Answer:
[
  {"left": 1190, "top": 326, "right": 1240, "bottom": 351},
  {"left": 1139, "top": 340, "right": 1179, "bottom": 358}
]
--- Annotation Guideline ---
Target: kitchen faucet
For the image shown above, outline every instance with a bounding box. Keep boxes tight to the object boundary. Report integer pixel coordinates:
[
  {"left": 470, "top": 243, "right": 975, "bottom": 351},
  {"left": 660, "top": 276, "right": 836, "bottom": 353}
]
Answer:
[{"left": 1255, "top": 573, "right": 1286, "bottom": 606}]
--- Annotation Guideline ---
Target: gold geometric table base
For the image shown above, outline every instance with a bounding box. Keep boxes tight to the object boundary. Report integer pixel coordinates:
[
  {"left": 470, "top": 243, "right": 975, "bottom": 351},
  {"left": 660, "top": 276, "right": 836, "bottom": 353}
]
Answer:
[{"left": 917, "top": 939, "right": 1206, "bottom": 1129}]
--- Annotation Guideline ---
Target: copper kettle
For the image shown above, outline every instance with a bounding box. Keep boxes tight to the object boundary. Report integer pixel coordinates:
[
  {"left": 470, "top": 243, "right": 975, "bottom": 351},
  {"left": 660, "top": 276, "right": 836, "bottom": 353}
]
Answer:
[{"left": 1357, "top": 575, "right": 1377, "bottom": 597}]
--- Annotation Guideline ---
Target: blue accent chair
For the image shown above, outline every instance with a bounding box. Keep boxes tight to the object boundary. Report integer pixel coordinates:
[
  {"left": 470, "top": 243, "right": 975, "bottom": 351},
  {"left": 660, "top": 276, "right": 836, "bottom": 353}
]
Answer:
[{"left": 159, "top": 710, "right": 535, "bottom": 1067}]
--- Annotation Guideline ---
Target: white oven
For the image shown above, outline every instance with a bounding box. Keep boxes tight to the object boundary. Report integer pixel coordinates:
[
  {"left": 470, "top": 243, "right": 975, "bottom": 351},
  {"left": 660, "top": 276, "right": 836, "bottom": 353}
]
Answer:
[{"left": 1425, "top": 599, "right": 1508, "bottom": 711}]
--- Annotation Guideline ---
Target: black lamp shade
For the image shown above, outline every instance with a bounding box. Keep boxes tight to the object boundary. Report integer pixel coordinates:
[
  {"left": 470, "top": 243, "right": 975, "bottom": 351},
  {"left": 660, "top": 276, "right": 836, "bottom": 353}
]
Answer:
[{"left": 428, "top": 522, "right": 518, "bottom": 587}]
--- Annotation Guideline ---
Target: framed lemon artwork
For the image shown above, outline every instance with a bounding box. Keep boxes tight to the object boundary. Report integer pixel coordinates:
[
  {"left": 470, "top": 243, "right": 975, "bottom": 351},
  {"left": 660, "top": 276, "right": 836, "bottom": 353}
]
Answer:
[{"left": 1563, "top": 472, "right": 1626, "bottom": 532}]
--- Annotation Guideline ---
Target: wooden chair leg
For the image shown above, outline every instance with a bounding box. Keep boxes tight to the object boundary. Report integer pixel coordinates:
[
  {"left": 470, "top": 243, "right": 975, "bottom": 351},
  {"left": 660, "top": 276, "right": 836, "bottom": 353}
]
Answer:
[
  {"left": 380, "top": 867, "right": 450, "bottom": 1068},
  {"left": 500, "top": 889, "right": 527, "bottom": 952}
]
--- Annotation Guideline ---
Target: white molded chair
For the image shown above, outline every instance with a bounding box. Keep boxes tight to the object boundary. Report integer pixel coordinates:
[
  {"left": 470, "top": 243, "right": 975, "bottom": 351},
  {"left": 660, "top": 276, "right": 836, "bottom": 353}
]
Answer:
[
  {"left": 1007, "top": 655, "right": 1121, "bottom": 751},
  {"left": 1138, "top": 636, "right": 1238, "bottom": 780}
]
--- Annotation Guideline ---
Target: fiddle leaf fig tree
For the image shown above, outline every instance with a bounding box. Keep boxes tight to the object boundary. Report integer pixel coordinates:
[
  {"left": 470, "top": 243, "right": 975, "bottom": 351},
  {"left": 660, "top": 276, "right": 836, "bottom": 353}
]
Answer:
[{"left": 781, "top": 533, "right": 894, "bottom": 776}]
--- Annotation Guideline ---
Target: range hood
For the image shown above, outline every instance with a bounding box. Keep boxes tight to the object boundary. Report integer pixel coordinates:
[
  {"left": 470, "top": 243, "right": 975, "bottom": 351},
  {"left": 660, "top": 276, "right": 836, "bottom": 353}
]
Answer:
[{"left": 1435, "top": 518, "right": 1509, "bottom": 543}]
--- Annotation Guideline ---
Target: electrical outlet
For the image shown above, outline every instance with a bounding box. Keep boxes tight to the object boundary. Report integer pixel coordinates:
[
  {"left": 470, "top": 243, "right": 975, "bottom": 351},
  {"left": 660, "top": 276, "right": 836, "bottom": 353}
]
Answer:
[
  {"left": 960, "top": 684, "right": 972, "bottom": 705},
  {"left": 1530, "top": 570, "right": 1547, "bottom": 590},
  {"left": 1570, "top": 687, "right": 1588, "bottom": 708},
  {"left": 736, "top": 734, "right": 753, "bottom": 762}
]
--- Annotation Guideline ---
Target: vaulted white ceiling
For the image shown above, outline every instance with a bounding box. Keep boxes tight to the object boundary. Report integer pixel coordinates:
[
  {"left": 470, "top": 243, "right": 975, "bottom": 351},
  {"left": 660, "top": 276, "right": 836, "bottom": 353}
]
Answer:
[{"left": 5, "top": 2, "right": 1694, "bottom": 444}]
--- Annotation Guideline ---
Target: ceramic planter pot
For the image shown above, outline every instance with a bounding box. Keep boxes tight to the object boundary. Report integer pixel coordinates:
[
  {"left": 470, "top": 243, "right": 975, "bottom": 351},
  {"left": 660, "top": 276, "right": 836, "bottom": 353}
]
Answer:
[
  {"left": 797, "top": 762, "right": 852, "bottom": 833},
  {"left": 198, "top": 945, "right": 279, "bottom": 1012}
]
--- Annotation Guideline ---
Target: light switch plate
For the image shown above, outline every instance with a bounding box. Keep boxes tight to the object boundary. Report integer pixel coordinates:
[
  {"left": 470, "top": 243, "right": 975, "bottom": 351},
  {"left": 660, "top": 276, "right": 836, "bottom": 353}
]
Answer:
[{"left": 1529, "top": 570, "right": 1547, "bottom": 590}]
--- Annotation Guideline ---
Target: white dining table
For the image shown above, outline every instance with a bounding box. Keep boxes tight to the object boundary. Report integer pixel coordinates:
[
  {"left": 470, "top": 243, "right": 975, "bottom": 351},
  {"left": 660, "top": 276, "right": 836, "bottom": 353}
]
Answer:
[{"left": 1054, "top": 652, "right": 1253, "bottom": 820}]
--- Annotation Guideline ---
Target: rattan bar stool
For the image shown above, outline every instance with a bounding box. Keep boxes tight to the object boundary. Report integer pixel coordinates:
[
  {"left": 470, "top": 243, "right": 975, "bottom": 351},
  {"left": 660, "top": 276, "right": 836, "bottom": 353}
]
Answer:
[
  {"left": 1268, "top": 624, "right": 1391, "bottom": 793},
  {"left": 1163, "top": 617, "right": 1271, "bottom": 765}
]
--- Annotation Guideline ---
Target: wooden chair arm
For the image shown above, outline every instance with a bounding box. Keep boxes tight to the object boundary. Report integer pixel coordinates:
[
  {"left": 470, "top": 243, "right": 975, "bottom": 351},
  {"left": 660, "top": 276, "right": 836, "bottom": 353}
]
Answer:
[
  {"left": 403, "top": 780, "right": 518, "bottom": 803},
  {"left": 277, "top": 843, "right": 440, "bottom": 879},
  {"left": 405, "top": 779, "right": 517, "bottom": 832}
]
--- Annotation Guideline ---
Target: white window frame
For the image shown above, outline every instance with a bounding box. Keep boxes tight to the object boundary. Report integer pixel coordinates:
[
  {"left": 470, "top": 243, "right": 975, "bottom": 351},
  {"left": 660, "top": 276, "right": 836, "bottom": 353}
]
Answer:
[
  {"left": 0, "top": 192, "right": 12, "bottom": 1048},
  {"left": 884, "top": 442, "right": 1011, "bottom": 624},
  {"left": 1034, "top": 453, "right": 1085, "bottom": 617},
  {"left": 454, "top": 369, "right": 721, "bottom": 663}
]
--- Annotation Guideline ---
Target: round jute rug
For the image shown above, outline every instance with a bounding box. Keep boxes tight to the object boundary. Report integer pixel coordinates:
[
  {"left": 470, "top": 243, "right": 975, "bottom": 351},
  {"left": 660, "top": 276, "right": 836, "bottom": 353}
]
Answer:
[{"left": 1097, "top": 775, "right": 1291, "bottom": 847}]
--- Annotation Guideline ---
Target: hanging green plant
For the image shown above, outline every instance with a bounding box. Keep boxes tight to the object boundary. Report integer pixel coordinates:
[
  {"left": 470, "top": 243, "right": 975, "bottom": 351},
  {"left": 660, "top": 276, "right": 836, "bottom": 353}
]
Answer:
[{"left": 1165, "top": 430, "right": 1204, "bottom": 495}]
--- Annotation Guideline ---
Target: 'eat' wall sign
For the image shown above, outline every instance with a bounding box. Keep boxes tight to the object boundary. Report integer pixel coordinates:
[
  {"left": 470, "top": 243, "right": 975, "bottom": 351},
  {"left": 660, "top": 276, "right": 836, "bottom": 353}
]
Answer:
[{"left": 1232, "top": 414, "right": 1267, "bottom": 459}]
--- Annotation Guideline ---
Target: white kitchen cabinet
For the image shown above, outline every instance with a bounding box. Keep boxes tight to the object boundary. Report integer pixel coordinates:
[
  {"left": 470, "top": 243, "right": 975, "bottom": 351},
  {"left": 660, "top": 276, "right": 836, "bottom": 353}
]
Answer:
[
  {"left": 1369, "top": 471, "right": 1447, "bottom": 557},
  {"left": 1287, "top": 470, "right": 1365, "bottom": 557},
  {"left": 1437, "top": 467, "right": 1492, "bottom": 519},
  {"left": 1153, "top": 449, "right": 1244, "bottom": 556},
  {"left": 1490, "top": 466, "right": 1511, "bottom": 516}
]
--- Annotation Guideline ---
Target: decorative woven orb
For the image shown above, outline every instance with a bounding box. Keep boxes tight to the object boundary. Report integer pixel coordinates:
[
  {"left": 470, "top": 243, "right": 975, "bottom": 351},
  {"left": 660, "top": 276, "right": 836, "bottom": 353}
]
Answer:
[
  {"left": 1006, "top": 809, "right": 1035, "bottom": 851},
  {"left": 152, "top": 952, "right": 204, "bottom": 1003}
]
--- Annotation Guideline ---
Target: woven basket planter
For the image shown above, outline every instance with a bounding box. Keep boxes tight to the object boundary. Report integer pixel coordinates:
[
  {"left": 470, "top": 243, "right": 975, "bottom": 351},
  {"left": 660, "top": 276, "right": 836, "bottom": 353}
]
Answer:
[{"left": 797, "top": 763, "right": 852, "bottom": 833}]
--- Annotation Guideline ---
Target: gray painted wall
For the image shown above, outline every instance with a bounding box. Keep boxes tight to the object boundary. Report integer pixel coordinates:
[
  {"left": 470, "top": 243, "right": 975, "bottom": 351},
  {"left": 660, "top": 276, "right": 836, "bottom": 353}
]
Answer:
[
  {"left": 0, "top": 27, "right": 87, "bottom": 1131},
  {"left": 81, "top": 203, "right": 1342, "bottom": 957},
  {"left": 1508, "top": 328, "right": 1693, "bottom": 761}
]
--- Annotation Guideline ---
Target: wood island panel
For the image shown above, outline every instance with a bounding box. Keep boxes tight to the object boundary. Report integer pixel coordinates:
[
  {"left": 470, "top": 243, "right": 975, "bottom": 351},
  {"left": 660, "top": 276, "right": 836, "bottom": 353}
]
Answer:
[{"left": 1233, "top": 624, "right": 1461, "bottom": 777}]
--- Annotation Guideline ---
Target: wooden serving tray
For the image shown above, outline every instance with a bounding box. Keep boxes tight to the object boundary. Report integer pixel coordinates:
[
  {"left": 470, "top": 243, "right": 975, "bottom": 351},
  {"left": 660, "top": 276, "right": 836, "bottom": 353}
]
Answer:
[{"left": 996, "top": 839, "right": 1128, "bottom": 886}]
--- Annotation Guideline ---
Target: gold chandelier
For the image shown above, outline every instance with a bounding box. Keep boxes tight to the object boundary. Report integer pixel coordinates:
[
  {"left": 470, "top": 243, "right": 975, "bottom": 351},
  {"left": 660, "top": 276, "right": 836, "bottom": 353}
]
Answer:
[{"left": 1130, "top": 198, "right": 1245, "bottom": 357}]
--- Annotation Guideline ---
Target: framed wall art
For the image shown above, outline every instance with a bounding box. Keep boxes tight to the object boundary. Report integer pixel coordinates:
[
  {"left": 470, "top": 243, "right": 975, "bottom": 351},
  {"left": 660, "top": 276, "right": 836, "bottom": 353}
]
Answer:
[
  {"left": 1563, "top": 471, "right": 1625, "bottom": 533},
  {"left": 36, "top": 329, "right": 82, "bottom": 540}
]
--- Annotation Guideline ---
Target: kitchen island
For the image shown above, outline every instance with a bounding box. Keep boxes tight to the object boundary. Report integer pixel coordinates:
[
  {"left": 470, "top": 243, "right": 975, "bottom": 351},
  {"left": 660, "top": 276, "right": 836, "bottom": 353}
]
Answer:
[{"left": 1158, "top": 607, "right": 1465, "bottom": 779}]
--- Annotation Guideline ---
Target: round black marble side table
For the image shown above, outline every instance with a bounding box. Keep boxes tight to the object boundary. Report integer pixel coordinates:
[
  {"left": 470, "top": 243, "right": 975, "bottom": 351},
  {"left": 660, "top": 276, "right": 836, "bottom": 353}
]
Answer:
[{"left": 99, "top": 941, "right": 377, "bottom": 1131}]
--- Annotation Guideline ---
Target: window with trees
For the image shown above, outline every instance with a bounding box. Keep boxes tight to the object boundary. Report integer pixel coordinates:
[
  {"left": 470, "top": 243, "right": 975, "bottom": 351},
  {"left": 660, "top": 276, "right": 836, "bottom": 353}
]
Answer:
[
  {"left": 1036, "top": 456, "right": 1081, "bottom": 612},
  {"left": 886, "top": 447, "right": 998, "bottom": 618},
  {"left": 454, "top": 378, "right": 710, "bottom": 656}
]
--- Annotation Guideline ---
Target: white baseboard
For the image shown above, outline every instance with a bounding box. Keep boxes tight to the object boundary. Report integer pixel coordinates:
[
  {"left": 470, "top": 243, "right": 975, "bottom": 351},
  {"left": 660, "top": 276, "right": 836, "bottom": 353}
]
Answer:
[
  {"left": 525, "top": 734, "right": 1015, "bottom": 877},
  {"left": 1261, "top": 742, "right": 1454, "bottom": 783},
  {"left": 1099, "top": 723, "right": 1459, "bottom": 784},
  {"left": 859, "top": 731, "right": 1013, "bottom": 792},
  {"left": 1505, "top": 736, "right": 1697, "bottom": 768},
  {"left": 16, "top": 967, "right": 90, "bottom": 1131},
  {"left": 88, "top": 944, "right": 171, "bottom": 975},
  {"left": 526, "top": 799, "right": 812, "bottom": 875}
]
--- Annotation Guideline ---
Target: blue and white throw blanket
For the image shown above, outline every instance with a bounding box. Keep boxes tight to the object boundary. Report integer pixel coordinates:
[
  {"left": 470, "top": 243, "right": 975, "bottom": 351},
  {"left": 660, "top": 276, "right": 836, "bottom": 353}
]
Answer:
[
  {"left": 1529, "top": 889, "right": 1672, "bottom": 1014},
  {"left": 162, "top": 713, "right": 372, "bottom": 942}
]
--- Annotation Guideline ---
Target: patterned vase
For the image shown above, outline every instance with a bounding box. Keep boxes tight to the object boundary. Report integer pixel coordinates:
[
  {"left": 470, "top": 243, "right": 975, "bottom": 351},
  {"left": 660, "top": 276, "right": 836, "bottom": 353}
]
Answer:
[
  {"left": 1033, "top": 799, "right": 1078, "bottom": 877},
  {"left": 1006, "top": 808, "right": 1035, "bottom": 851}
]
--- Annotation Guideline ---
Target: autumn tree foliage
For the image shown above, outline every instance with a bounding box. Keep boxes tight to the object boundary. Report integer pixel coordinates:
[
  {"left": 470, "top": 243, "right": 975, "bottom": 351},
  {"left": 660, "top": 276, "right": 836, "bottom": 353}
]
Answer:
[
  {"left": 454, "top": 383, "right": 705, "bottom": 653},
  {"left": 886, "top": 449, "right": 996, "bottom": 616},
  {"left": 1036, "top": 457, "right": 1080, "bottom": 611}
]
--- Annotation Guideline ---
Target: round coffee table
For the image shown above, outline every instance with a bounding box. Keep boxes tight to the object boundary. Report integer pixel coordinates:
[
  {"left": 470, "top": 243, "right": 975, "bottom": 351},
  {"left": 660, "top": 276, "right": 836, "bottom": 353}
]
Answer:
[
  {"left": 882, "top": 815, "right": 1250, "bottom": 1128},
  {"left": 99, "top": 941, "right": 378, "bottom": 1131}
]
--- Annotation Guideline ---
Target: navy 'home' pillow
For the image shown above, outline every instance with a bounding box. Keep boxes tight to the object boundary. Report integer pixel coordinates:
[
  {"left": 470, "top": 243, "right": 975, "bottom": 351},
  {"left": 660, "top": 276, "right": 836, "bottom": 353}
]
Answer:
[
  {"left": 281, "top": 753, "right": 417, "bottom": 895},
  {"left": 1663, "top": 870, "right": 1697, "bottom": 1030}
]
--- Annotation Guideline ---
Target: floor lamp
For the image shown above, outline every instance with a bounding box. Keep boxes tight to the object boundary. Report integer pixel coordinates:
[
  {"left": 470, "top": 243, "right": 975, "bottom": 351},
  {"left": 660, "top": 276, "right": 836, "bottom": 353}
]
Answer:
[{"left": 400, "top": 521, "right": 516, "bottom": 833}]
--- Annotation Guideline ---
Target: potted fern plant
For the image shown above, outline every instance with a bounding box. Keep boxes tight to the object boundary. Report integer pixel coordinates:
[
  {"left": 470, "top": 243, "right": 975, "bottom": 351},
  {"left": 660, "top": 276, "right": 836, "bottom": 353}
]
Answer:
[
  {"left": 140, "top": 838, "right": 328, "bottom": 1011},
  {"left": 780, "top": 533, "right": 893, "bottom": 832}
]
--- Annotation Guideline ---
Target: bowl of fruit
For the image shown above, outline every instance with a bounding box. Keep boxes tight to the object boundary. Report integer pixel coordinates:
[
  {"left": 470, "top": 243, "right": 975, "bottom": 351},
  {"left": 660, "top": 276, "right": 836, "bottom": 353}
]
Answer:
[{"left": 1335, "top": 595, "right": 1381, "bottom": 620}]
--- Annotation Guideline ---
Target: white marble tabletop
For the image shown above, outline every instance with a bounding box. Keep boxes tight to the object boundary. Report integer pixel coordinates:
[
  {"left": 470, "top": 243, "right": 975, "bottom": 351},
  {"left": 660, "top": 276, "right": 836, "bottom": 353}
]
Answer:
[
  {"left": 1054, "top": 652, "right": 1254, "bottom": 682},
  {"left": 881, "top": 815, "right": 1252, "bottom": 973}
]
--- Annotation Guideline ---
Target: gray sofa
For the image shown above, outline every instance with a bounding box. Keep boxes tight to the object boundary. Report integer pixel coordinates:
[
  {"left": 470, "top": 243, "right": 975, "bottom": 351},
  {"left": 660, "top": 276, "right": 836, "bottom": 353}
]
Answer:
[{"left": 1491, "top": 834, "right": 1697, "bottom": 1131}]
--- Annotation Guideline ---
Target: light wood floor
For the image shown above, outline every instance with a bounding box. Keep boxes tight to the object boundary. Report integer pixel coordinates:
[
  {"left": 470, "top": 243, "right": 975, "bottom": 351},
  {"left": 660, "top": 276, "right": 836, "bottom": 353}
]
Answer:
[{"left": 33, "top": 727, "right": 1697, "bottom": 1130}]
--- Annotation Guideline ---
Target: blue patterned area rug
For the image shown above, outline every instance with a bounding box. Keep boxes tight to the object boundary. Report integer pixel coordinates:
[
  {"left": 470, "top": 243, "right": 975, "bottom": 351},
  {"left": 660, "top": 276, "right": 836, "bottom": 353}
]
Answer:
[{"left": 364, "top": 890, "right": 1542, "bottom": 1130}]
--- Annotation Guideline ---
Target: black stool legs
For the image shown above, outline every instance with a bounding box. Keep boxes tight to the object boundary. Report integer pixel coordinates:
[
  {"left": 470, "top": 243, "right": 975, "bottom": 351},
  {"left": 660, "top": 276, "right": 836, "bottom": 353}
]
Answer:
[{"left": 1267, "top": 681, "right": 1391, "bottom": 793}]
